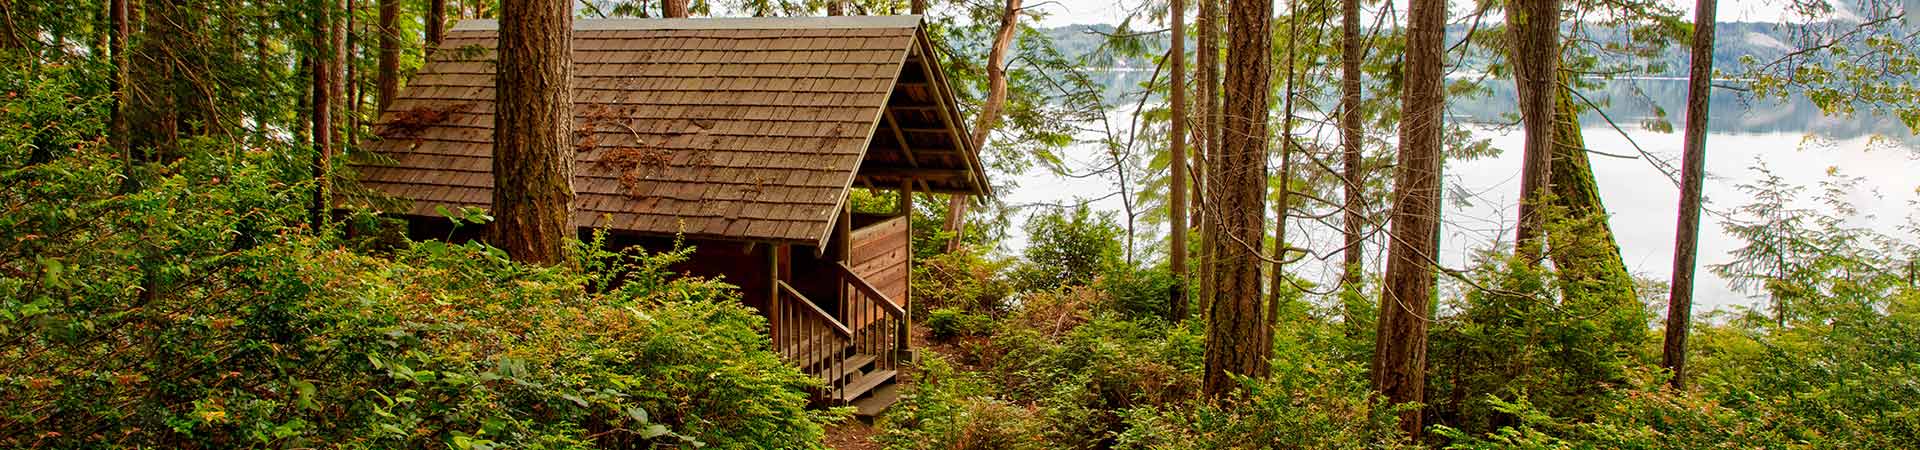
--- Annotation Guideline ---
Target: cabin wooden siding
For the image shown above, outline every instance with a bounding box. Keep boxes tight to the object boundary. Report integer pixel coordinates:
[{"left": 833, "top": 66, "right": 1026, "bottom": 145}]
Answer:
[{"left": 849, "top": 215, "right": 908, "bottom": 307}]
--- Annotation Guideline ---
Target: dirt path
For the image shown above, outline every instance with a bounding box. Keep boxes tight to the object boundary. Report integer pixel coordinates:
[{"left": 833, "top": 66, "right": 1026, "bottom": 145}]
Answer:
[{"left": 823, "top": 419, "right": 882, "bottom": 450}]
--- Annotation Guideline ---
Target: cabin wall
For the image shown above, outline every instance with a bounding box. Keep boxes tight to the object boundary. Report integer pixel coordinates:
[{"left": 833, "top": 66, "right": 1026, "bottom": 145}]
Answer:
[{"left": 848, "top": 213, "right": 909, "bottom": 308}]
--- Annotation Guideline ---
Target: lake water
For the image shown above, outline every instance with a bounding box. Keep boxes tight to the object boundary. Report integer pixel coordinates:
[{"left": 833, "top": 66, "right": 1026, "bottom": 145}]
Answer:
[{"left": 997, "top": 76, "right": 1920, "bottom": 312}]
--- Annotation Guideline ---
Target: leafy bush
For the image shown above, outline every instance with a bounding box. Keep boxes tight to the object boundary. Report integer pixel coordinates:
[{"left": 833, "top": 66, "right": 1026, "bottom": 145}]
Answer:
[
  {"left": 877, "top": 357, "right": 1051, "bottom": 450},
  {"left": 1092, "top": 266, "right": 1177, "bottom": 323},
  {"left": 912, "top": 250, "right": 1015, "bottom": 318},
  {"left": 1011, "top": 206, "right": 1125, "bottom": 291},
  {"left": 928, "top": 307, "right": 997, "bottom": 340},
  {"left": 0, "top": 68, "right": 840, "bottom": 448}
]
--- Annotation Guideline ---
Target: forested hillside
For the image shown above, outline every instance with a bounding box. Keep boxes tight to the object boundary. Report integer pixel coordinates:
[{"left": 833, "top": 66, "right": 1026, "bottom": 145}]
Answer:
[{"left": 2, "top": 0, "right": 1918, "bottom": 448}]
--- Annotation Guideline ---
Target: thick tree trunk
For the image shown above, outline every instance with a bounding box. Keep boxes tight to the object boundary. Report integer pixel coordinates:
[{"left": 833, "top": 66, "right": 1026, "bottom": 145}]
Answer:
[
  {"left": 911, "top": 0, "right": 926, "bottom": 14},
  {"left": 377, "top": 0, "right": 399, "bottom": 111},
  {"left": 1372, "top": 0, "right": 1445, "bottom": 435},
  {"left": 426, "top": 0, "right": 446, "bottom": 47},
  {"left": 1168, "top": 0, "right": 1190, "bottom": 322},
  {"left": 1664, "top": 0, "right": 1717, "bottom": 391},
  {"left": 1202, "top": 0, "right": 1273, "bottom": 398},
  {"left": 1509, "top": 0, "right": 1560, "bottom": 262},
  {"left": 942, "top": 0, "right": 1021, "bottom": 253},
  {"left": 492, "top": 0, "right": 576, "bottom": 265},
  {"left": 663, "top": 0, "right": 690, "bottom": 17},
  {"left": 827, "top": 0, "right": 845, "bottom": 15},
  {"left": 1339, "top": 0, "right": 1366, "bottom": 331}
]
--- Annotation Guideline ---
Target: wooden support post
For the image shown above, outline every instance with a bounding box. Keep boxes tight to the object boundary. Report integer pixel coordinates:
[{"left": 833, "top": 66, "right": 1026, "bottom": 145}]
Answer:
[{"left": 898, "top": 180, "right": 915, "bottom": 361}]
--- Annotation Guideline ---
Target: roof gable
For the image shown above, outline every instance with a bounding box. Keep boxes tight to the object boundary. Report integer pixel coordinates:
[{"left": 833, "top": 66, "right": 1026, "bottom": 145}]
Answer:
[{"left": 354, "top": 16, "right": 967, "bottom": 246}]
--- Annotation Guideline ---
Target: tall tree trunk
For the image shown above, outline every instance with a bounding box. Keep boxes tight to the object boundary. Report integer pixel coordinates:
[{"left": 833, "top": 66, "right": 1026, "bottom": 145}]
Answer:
[
  {"left": 110, "top": 0, "right": 130, "bottom": 184},
  {"left": 1664, "top": 0, "right": 1717, "bottom": 391},
  {"left": 377, "top": 0, "right": 399, "bottom": 111},
  {"left": 345, "top": 0, "right": 359, "bottom": 147},
  {"left": 1195, "top": 0, "right": 1219, "bottom": 319},
  {"left": 911, "top": 0, "right": 926, "bottom": 14},
  {"left": 1202, "top": 0, "right": 1273, "bottom": 398},
  {"left": 941, "top": 0, "right": 1021, "bottom": 253},
  {"left": 493, "top": 0, "right": 576, "bottom": 265},
  {"left": 1372, "top": 0, "right": 1445, "bottom": 435},
  {"left": 1509, "top": 0, "right": 1559, "bottom": 262},
  {"left": 663, "top": 0, "right": 690, "bottom": 17},
  {"left": 827, "top": 0, "right": 845, "bottom": 15},
  {"left": 1168, "top": 0, "right": 1190, "bottom": 322},
  {"left": 426, "top": 0, "right": 446, "bottom": 48},
  {"left": 1269, "top": 0, "right": 1300, "bottom": 324},
  {"left": 1338, "top": 0, "right": 1366, "bottom": 333},
  {"left": 313, "top": 0, "right": 343, "bottom": 227}
]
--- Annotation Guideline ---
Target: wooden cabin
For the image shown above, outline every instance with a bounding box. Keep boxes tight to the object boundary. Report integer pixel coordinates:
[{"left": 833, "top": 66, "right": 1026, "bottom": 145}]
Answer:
[{"left": 349, "top": 16, "right": 988, "bottom": 411}]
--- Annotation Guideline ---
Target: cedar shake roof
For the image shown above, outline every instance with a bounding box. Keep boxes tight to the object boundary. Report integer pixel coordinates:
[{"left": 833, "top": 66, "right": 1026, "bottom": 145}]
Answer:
[{"left": 352, "top": 16, "right": 988, "bottom": 247}]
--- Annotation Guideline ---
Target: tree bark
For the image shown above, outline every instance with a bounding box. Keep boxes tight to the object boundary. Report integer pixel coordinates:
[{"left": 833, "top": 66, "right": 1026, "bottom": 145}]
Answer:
[
  {"left": 1664, "top": 0, "right": 1717, "bottom": 391},
  {"left": 110, "top": 0, "right": 130, "bottom": 181},
  {"left": 1269, "top": 0, "right": 1300, "bottom": 325},
  {"left": 911, "top": 0, "right": 927, "bottom": 14},
  {"left": 492, "top": 0, "right": 576, "bottom": 265},
  {"left": 312, "top": 0, "right": 344, "bottom": 228},
  {"left": 426, "top": 0, "right": 446, "bottom": 48},
  {"left": 1168, "top": 0, "right": 1190, "bottom": 322},
  {"left": 1339, "top": 0, "right": 1366, "bottom": 332},
  {"left": 1373, "top": 0, "right": 1445, "bottom": 435},
  {"left": 942, "top": 0, "right": 1021, "bottom": 253},
  {"left": 1202, "top": 0, "right": 1273, "bottom": 398},
  {"left": 1509, "top": 0, "right": 1559, "bottom": 262},
  {"left": 663, "top": 0, "right": 690, "bottom": 17},
  {"left": 1195, "top": 0, "right": 1219, "bottom": 319},
  {"left": 827, "top": 0, "right": 845, "bottom": 15},
  {"left": 377, "top": 0, "right": 399, "bottom": 111}
]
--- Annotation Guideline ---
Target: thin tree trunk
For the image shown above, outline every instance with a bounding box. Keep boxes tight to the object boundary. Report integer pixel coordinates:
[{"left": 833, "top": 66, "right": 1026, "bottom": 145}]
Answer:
[
  {"left": 1372, "top": 0, "right": 1445, "bottom": 435},
  {"left": 1202, "top": 0, "right": 1273, "bottom": 398},
  {"left": 942, "top": 0, "right": 1022, "bottom": 253},
  {"left": 1664, "top": 0, "right": 1717, "bottom": 391},
  {"left": 110, "top": 0, "right": 130, "bottom": 184},
  {"left": 345, "top": 0, "right": 359, "bottom": 147},
  {"left": 663, "top": 0, "right": 689, "bottom": 17},
  {"left": 1195, "top": 0, "right": 1219, "bottom": 320},
  {"left": 1510, "top": 0, "right": 1560, "bottom": 262},
  {"left": 313, "top": 0, "right": 343, "bottom": 228},
  {"left": 492, "top": 0, "right": 576, "bottom": 265},
  {"left": 1269, "top": 0, "right": 1301, "bottom": 325},
  {"left": 1339, "top": 0, "right": 1366, "bottom": 333},
  {"left": 1168, "top": 0, "right": 1190, "bottom": 322},
  {"left": 426, "top": 0, "right": 446, "bottom": 48},
  {"left": 377, "top": 0, "right": 399, "bottom": 111}
]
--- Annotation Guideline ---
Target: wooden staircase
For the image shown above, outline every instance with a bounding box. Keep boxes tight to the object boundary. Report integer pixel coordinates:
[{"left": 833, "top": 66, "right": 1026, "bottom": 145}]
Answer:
[{"left": 771, "top": 263, "right": 907, "bottom": 416}]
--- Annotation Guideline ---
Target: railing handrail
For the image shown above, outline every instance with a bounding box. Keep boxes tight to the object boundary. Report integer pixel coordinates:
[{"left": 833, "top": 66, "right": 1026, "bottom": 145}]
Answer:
[
  {"left": 777, "top": 280, "right": 853, "bottom": 338},
  {"left": 834, "top": 262, "right": 906, "bottom": 318}
]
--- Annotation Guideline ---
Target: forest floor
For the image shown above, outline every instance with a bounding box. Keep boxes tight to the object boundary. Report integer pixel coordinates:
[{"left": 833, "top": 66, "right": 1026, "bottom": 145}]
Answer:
[{"left": 824, "top": 325, "right": 957, "bottom": 449}]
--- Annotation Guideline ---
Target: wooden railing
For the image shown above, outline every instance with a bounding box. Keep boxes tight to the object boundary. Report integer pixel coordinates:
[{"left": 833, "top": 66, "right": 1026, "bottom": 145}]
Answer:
[
  {"left": 772, "top": 280, "right": 851, "bottom": 402},
  {"left": 769, "top": 265, "right": 909, "bottom": 404},
  {"left": 835, "top": 261, "right": 907, "bottom": 383}
]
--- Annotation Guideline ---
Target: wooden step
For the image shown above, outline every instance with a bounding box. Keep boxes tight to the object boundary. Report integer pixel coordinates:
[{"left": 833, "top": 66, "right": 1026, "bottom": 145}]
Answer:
[
  {"left": 833, "top": 369, "right": 898, "bottom": 404},
  {"left": 850, "top": 382, "right": 900, "bottom": 418},
  {"left": 821, "top": 353, "right": 878, "bottom": 386}
]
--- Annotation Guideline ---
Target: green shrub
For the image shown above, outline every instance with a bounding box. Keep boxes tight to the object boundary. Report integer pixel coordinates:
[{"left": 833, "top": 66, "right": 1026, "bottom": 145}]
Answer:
[
  {"left": 1093, "top": 266, "right": 1177, "bottom": 323},
  {"left": 1010, "top": 206, "right": 1124, "bottom": 292},
  {"left": 877, "top": 357, "right": 1051, "bottom": 450},
  {"left": 1112, "top": 350, "right": 1414, "bottom": 450},
  {"left": 0, "top": 69, "right": 840, "bottom": 448},
  {"left": 928, "top": 307, "right": 997, "bottom": 340},
  {"left": 912, "top": 250, "right": 1014, "bottom": 318}
]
